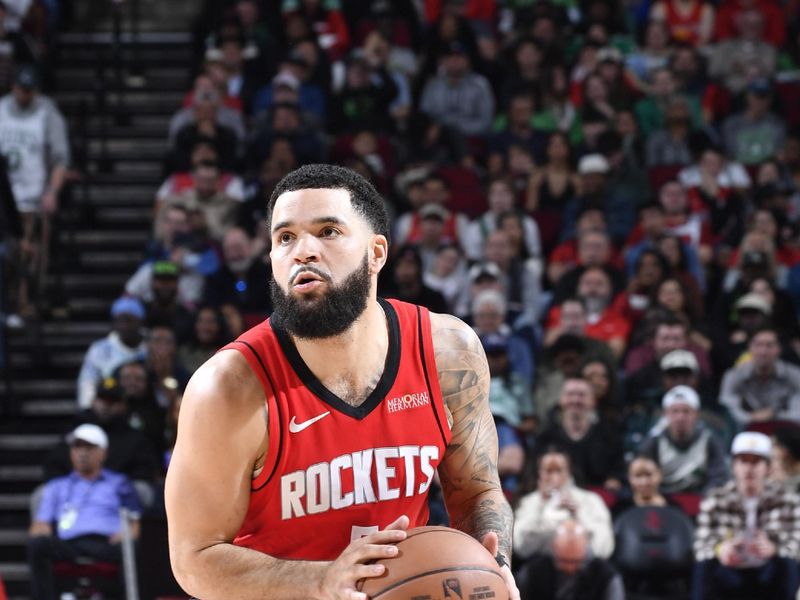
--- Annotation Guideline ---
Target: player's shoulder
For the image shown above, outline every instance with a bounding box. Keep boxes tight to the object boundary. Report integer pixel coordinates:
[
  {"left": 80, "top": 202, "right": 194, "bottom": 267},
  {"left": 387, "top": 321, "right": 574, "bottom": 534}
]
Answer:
[
  {"left": 183, "top": 349, "right": 264, "bottom": 416},
  {"left": 428, "top": 311, "right": 485, "bottom": 359}
]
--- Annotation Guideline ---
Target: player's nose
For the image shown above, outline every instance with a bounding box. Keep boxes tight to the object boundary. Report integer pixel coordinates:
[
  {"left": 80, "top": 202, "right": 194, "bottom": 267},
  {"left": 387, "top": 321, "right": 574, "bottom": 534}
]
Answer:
[{"left": 291, "top": 232, "right": 321, "bottom": 263}]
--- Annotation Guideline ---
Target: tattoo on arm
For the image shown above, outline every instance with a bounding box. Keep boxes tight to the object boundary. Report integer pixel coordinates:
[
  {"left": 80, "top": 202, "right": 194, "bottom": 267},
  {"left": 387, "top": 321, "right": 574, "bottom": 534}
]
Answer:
[{"left": 433, "top": 314, "right": 514, "bottom": 562}]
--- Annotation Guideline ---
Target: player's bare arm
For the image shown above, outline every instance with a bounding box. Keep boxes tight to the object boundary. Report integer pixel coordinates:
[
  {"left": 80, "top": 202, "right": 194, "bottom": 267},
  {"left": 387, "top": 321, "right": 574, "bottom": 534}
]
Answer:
[
  {"left": 430, "top": 312, "right": 514, "bottom": 564},
  {"left": 165, "top": 350, "right": 403, "bottom": 600}
]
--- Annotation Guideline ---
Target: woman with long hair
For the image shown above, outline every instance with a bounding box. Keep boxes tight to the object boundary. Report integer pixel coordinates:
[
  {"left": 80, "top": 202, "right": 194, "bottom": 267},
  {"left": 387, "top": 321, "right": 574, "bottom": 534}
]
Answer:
[{"left": 525, "top": 131, "right": 582, "bottom": 254}]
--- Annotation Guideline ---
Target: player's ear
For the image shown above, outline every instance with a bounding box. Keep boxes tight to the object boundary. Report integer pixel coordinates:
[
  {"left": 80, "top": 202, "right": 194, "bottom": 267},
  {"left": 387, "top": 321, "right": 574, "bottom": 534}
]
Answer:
[{"left": 369, "top": 234, "right": 389, "bottom": 274}]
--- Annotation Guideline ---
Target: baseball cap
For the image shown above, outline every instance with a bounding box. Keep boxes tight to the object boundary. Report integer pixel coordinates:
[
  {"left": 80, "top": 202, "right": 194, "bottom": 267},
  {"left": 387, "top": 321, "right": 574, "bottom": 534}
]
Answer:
[
  {"left": 662, "top": 385, "right": 700, "bottom": 410},
  {"left": 480, "top": 332, "right": 509, "bottom": 354},
  {"left": 735, "top": 292, "right": 772, "bottom": 315},
  {"left": 66, "top": 424, "right": 109, "bottom": 450},
  {"left": 273, "top": 71, "right": 300, "bottom": 91},
  {"left": 419, "top": 203, "right": 449, "bottom": 221},
  {"left": 95, "top": 377, "right": 124, "bottom": 402},
  {"left": 468, "top": 262, "right": 502, "bottom": 283},
  {"left": 597, "top": 47, "right": 623, "bottom": 64},
  {"left": 110, "top": 296, "right": 145, "bottom": 320},
  {"left": 741, "top": 251, "right": 768, "bottom": 269},
  {"left": 444, "top": 40, "right": 467, "bottom": 56},
  {"left": 285, "top": 48, "right": 309, "bottom": 69},
  {"left": 152, "top": 261, "right": 180, "bottom": 279},
  {"left": 747, "top": 78, "right": 773, "bottom": 97},
  {"left": 660, "top": 349, "right": 700, "bottom": 374},
  {"left": 578, "top": 154, "right": 610, "bottom": 175},
  {"left": 15, "top": 65, "right": 39, "bottom": 90},
  {"left": 731, "top": 431, "right": 772, "bottom": 460},
  {"left": 550, "top": 333, "right": 585, "bottom": 356}
]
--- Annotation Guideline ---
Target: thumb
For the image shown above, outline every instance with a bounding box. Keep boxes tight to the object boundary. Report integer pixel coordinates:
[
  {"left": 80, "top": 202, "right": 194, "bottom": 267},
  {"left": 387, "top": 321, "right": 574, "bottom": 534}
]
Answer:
[{"left": 481, "top": 531, "right": 499, "bottom": 557}]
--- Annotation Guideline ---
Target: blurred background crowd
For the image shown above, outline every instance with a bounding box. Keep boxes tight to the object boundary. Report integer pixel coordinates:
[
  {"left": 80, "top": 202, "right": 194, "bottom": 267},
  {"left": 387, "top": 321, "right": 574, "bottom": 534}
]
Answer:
[{"left": 6, "top": 0, "right": 800, "bottom": 598}]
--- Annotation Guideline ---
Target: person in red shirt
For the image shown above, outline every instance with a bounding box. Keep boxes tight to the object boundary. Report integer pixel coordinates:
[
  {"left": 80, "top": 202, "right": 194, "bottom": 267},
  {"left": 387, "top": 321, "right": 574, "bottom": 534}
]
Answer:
[
  {"left": 165, "top": 164, "right": 518, "bottom": 599},
  {"left": 547, "top": 267, "right": 631, "bottom": 359},
  {"left": 714, "top": 0, "right": 786, "bottom": 47},
  {"left": 650, "top": 0, "right": 715, "bottom": 47}
]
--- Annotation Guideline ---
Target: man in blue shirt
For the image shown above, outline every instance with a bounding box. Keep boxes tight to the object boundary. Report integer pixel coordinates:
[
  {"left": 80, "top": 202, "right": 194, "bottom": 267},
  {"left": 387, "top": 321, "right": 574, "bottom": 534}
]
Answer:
[{"left": 27, "top": 423, "right": 141, "bottom": 600}]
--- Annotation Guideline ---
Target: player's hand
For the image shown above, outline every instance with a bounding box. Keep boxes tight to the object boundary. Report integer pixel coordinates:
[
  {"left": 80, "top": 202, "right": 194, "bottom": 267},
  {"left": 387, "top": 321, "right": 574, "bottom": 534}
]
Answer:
[
  {"left": 481, "top": 532, "right": 520, "bottom": 600},
  {"left": 318, "top": 515, "right": 409, "bottom": 600}
]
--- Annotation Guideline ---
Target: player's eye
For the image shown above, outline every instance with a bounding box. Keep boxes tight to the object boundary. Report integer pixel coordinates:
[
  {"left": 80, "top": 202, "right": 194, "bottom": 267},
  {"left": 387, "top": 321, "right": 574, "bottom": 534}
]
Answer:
[
  {"left": 321, "top": 227, "right": 340, "bottom": 238},
  {"left": 277, "top": 232, "right": 293, "bottom": 244}
]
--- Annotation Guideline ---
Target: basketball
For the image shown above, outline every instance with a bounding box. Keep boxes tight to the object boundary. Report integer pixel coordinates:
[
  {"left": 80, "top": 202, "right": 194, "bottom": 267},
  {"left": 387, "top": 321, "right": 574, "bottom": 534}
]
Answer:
[{"left": 358, "top": 526, "right": 508, "bottom": 600}]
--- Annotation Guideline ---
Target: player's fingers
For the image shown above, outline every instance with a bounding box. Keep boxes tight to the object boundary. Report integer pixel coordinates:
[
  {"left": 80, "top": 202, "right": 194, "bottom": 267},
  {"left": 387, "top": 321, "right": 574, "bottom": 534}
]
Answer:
[
  {"left": 348, "top": 542, "right": 400, "bottom": 564},
  {"left": 501, "top": 565, "right": 521, "bottom": 600},
  {"left": 383, "top": 514, "right": 410, "bottom": 532},
  {"left": 343, "top": 588, "right": 368, "bottom": 600},
  {"left": 351, "top": 562, "right": 386, "bottom": 580},
  {"left": 481, "top": 531, "right": 499, "bottom": 556},
  {"left": 360, "top": 527, "right": 407, "bottom": 547}
]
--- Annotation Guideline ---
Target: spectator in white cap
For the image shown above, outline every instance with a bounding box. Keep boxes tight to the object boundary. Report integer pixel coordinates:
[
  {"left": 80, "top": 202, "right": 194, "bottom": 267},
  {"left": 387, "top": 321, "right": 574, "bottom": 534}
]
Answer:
[
  {"left": 561, "top": 152, "right": 636, "bottom": 245},
  {"left": 719, "top": 326, "right": 800, "bottom": 426},
  {"left": 660, "top": 349, "right": 701, "bottom": 392},
  {"left": 692, "top": 431, "right": 800, "bottom": 600},
  {"left": 639, "top": 385, "right": 729, "bottom": 494},
  {"left": 28, "top": 423, "right": 142, "bottom": 600},
  {"left": 76, "top": 297, "right": 148, "bottom": 410}
]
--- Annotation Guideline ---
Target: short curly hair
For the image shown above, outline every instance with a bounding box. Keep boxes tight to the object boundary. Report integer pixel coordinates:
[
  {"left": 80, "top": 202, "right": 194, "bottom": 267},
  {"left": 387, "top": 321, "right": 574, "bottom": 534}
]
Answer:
[{"left": 268, "top": 164, "right": 390, "bottom": 240}]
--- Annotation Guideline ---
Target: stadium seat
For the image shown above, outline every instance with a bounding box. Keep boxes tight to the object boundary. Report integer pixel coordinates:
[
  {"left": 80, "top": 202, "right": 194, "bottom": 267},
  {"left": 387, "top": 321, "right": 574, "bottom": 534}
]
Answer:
[
  {"left": 613, "top": 506, "right": 694, "bottom": 600},
  {"left": 435, "top": 165, "right": 487, "bottom": 219},
  {"left": 53, "top": 558, "right": 122, "bottom": 598}
]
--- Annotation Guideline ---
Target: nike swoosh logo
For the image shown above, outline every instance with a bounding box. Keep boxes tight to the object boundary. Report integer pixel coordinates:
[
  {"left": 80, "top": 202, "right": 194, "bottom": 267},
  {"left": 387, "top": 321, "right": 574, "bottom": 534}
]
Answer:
[{"left": 289, "top": 411, "right": 331, "bottom": 433}]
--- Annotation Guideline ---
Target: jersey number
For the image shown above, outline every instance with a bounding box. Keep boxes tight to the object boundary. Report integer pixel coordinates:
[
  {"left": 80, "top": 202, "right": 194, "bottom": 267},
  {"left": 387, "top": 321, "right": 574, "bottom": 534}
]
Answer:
[{"left": 350, "top": 525, "right": 379, "bottom": 541}]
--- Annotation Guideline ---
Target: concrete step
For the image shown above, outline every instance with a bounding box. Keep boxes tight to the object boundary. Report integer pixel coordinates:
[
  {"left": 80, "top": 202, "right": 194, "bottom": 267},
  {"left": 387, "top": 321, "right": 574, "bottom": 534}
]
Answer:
[
  {"left": 57, "top": 66, "right": 191, "bottom": 92},
  {"left": 74, "top": 113, "right": 172, "bottom": 132},
  {"left": 59, "top": 31, "right": 193, "bottom": 46},
  {"left": 89, "top": 159, "right": 164, "bottom": 178},
  {"left": 94, "top": 206, "right": 153, "bottom": 227},
  {"left": 57, "top": 46, "right": 194, "bottom": 66},
  {"left": 0, "top": 435, "right": 61, "bottom": 451},
  {"left": 40, "top": 322, "right": 108, "bottom": 337},
  {"left": 59, "top": 230, "right": 150, "bottom": 249},
  {"left": 80, "top": 249, "right": 143, "bottom": 268},
  {"left": 0, "top": 530, "right": 27, "bottom": 546},
  {"left": 21, "top": 400, "right": 78, "bottom": 418},
  {"left": 84, "top": 171, "right": 163, "bottom": 186},
  {"left": 66, "top": 297, "right": 120, "bottom": 319},
  {"left": 0, "top": 495, "right": 33, "bottom": 510},
  {"left": 80, "top": 184, "right": 157, "bottom": 206},
  {"left": 88, "top": 137, "right": 168, "bottom": 155},
  {"left": 0, "top": 562, "right": 27, "bottom": 582},
  {"left": 9, "top": 351, "right": 84, "bottom": 370},
  {"left": 0, "top": 380, "right": 75, "bottom": 399},
  {"left": 0, "top": 466, "right": 43, "bottom": 483},
  {"left": 61, "top": 92, "right": 183, "bottom": 115}
]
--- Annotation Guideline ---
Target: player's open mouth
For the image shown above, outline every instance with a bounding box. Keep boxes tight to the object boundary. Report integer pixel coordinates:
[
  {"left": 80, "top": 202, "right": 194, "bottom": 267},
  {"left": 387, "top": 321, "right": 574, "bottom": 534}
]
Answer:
[{"left": 293, "top": 272, "right": 324, "bottom": 291}]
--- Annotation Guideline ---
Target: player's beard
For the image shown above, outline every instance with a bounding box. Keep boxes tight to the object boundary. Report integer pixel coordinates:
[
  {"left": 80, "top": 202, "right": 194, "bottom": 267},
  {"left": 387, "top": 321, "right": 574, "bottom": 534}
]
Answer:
[{"left": 269, "top": 253, "right": 371, "bottom": 339}]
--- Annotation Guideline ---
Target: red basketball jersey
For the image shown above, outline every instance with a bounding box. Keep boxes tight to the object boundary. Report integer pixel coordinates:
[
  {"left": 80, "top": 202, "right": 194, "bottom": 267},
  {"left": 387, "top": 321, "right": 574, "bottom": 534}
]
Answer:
[{"left": 220, "top": 298, "right": 452, "bottom": 560}]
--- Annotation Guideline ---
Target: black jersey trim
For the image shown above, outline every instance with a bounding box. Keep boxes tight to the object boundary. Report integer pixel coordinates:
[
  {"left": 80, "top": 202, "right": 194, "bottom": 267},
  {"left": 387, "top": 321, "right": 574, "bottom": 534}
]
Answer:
[
  {"left": 416, "top": 306, "right": 448, "bottom": 446},
  {"left": 232, "top": 339, "right": 283, "bottom": 491},
  {"left": 269, "top": 298, "right": 401, "bottom": 420}
]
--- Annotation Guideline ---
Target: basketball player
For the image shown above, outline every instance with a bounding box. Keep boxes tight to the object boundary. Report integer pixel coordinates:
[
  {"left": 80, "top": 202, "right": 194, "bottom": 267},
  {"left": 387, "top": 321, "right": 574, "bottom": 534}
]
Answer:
[{"left": 165, "top": 164, "right": 518, "bottom": 599}]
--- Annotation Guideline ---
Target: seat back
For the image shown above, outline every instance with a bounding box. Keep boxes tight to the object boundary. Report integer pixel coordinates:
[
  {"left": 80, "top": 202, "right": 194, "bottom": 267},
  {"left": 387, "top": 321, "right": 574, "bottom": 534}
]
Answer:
[{"left": 613, "top": 506, "right": 694, "bottom": 576}]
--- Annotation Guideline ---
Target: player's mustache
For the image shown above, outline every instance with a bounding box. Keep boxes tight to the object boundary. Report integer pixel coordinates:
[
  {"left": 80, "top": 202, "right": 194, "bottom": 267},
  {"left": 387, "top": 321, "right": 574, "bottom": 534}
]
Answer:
[{"left": 289, "top": 265, "right": 333, "bottom": 286}]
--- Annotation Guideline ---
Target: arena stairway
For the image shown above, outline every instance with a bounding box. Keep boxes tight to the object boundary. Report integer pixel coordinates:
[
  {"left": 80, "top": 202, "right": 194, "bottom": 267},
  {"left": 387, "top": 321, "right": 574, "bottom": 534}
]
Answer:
[{"left": 0, "top": 30, "right": 194, "bottom": 598}]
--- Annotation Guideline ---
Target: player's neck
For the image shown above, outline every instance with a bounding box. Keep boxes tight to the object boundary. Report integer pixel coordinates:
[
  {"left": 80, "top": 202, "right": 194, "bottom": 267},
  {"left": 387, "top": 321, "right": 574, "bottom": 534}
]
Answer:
[{"left": 292, "top": 300, "right": 389, "bottom": 394}]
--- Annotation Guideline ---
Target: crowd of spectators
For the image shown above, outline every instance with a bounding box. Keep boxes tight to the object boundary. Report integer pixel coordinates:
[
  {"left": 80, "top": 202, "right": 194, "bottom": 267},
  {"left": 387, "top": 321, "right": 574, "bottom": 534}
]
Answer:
[{"left": 18, "top": 0, "right": 800, "bottom": 598}]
